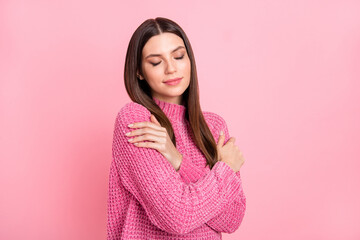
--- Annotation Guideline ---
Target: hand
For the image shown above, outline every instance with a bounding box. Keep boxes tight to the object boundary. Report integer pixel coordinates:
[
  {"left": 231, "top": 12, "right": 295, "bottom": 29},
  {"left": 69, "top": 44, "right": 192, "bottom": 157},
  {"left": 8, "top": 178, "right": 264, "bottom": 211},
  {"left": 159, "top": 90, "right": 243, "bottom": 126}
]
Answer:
[
  {"left": 217, "top": 131, "right": 245, "bottom": 173},
  {"left": 125, "top": 114, "right": 183, "bottom": 171}
]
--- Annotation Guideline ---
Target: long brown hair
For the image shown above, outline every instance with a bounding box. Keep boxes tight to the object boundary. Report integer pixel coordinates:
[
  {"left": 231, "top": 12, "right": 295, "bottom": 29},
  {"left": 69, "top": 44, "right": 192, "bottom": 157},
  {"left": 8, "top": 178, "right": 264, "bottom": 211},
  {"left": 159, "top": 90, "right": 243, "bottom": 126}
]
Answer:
[{"left": 124, "top": 17, "right": 219, "bottom": 169}]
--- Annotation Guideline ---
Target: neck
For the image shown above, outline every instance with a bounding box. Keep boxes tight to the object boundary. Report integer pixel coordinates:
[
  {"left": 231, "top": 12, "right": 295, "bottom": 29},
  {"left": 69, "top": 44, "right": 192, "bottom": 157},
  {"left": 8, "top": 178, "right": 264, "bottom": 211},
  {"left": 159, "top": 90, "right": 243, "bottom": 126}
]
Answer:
[{"left": 152, "top": 96, "right": 186, "bottom": 121}]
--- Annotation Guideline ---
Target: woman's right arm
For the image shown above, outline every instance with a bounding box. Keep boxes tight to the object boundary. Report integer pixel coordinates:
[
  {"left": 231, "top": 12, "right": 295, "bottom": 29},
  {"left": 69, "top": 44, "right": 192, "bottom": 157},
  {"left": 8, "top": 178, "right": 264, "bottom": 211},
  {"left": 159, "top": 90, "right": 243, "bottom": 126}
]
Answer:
[{"left": 112, "top": 104, "right": 242, "bottom": 235}]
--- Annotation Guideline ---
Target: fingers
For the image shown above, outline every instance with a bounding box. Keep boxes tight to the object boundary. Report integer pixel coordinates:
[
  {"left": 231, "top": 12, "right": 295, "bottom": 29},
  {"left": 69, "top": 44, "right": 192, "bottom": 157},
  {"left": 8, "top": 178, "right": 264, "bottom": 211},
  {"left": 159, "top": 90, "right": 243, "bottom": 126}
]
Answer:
[
  {"left": 127, "top": 127, "right": 166, "bottom": 138},
  {"left": 150, "top": 114, "right": 161, "bottom": 126},
  {"left": 218, "top": 131, "right": 236, "bottom": 146},
  {"left": 128, "top": 116, "right": 166, "bottom": 152},
  {"left": 125, "top": 115, "right": 167, "bottom": 143},
  {"left": 132, "top": 140, "right": 161, "bottom": 151},
  {"left": 128, "top": 132, "right": 166, "bottom": 145},
  {"left": 217, "top": 130, "right": 225, "bottom": 147},
  {"left": 128, "top": 118, "right": 164, "bottom": 132}
]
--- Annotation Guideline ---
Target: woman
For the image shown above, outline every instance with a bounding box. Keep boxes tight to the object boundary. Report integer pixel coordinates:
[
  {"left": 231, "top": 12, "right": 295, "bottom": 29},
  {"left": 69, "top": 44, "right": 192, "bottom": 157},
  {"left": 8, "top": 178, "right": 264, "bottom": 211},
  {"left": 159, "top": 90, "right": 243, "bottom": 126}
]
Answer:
[{"left": 107, "top": 17, "right": 246, "bottom": 239}]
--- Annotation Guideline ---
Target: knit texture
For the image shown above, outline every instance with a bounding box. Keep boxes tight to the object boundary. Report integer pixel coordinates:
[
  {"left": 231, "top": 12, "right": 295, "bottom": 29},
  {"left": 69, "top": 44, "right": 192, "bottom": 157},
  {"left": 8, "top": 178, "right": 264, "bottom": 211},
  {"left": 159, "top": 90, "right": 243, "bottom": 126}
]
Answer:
[{"left": 107, "top": 96, "right": 246, "bottom": 239}]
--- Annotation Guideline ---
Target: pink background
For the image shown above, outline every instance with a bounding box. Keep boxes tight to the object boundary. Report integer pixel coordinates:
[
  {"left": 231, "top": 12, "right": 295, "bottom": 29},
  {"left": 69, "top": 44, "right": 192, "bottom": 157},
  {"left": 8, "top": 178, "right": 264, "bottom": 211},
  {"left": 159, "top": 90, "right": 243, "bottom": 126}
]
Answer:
[{"left": 1, "top": 0, "right": 360, "bottom": 239}]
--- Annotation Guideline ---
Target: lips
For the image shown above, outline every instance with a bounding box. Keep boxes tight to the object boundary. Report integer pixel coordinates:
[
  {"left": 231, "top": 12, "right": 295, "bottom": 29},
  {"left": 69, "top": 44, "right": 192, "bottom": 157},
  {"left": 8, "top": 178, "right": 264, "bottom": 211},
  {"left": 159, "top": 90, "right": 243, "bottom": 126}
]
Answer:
[{"left": 164, "top": 77, "right": 182, "bottom": 83}]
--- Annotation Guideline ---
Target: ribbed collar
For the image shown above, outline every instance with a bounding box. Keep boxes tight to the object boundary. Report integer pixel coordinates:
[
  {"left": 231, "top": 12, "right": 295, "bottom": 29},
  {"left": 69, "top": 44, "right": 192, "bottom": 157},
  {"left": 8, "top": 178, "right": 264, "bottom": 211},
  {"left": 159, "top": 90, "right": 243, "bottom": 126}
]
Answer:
[{"left": 152, "top": 96, "right": 186, "bottom": 121}]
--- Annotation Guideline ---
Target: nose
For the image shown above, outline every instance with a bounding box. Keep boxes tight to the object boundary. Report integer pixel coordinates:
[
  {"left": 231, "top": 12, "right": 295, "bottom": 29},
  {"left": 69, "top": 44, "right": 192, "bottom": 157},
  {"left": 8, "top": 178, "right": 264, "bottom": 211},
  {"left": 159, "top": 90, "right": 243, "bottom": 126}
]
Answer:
[{"left": 165, "top": 59, "right": 177, "bottom": 74}]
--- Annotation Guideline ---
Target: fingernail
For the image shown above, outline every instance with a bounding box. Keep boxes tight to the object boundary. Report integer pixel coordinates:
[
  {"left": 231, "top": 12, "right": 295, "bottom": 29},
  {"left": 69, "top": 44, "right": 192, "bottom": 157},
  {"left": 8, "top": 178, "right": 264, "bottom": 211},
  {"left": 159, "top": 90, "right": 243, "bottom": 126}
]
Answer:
[
  {"left": 220, "top": 130, "right": 223, "bottom": 135},
  {"left": 128, "top": 124, "right": 133, "bottom": 127},
  {"left": 125, "top": 132, "right": 131, "bottom": 136}
]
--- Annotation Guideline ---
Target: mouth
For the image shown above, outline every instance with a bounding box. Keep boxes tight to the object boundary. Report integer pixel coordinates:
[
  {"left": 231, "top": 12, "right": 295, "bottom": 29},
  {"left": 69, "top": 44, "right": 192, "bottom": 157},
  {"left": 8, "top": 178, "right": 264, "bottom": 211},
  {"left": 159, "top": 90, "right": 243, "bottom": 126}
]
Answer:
[{"left": 164, "top": 77, "right": 183, "bottom": 83}]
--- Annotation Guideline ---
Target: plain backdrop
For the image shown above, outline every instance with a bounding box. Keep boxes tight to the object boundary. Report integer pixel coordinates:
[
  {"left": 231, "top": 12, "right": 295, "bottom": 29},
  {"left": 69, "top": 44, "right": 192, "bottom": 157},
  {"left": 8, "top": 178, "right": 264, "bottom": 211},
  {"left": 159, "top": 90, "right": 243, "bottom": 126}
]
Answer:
[{"left": 1, "top": 0, "right": 360, "bottom": 239}]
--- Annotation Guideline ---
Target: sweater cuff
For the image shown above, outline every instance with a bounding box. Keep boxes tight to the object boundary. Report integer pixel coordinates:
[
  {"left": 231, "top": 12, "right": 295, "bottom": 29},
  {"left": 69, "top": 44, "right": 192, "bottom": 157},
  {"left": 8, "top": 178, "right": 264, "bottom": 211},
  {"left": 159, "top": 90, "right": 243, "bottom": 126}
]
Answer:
[
  {"left": 177, "top": 154, "right": 204, "bottom": 184},
  {"left": 214, "top": 161, "right": 242, "bottom": 204},
  {"left": 177, "top": 154, "right": 191, "bottom": 183}
]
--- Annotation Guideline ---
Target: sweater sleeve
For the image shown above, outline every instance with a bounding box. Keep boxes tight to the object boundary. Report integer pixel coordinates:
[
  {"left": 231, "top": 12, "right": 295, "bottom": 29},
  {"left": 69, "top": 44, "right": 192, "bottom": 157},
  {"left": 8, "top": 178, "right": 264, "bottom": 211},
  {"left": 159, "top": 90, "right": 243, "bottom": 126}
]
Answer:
[
  {"left": 176, "top": 152, "right": 205, "bottom": 184},
  {"left": 204, "top": 113, "right": 247, "bottom": 233},
  {"left": 112, "top": 104, "right": 242, "bottom": 235}
]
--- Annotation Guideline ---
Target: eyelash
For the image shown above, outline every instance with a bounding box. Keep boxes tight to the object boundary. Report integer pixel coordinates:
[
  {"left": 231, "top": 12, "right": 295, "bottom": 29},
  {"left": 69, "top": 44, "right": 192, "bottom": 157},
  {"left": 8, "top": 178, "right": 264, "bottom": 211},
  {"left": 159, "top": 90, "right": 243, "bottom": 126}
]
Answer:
[{"left": 151, "top": 55, "right": 184, "bottom": 66}]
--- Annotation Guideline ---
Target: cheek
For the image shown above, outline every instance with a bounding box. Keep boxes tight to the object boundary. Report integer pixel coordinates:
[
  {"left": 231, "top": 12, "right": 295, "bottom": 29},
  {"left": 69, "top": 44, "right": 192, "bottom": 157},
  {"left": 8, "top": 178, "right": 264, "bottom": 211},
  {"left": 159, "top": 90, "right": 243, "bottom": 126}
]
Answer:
[
  {"left": 185, "top": 60, "right": 191, "bottom": 77},
  {"left": 144, "top": 66, "right": 163, "bottom": 79},
  {"left": 179, "top": 58, "right": 191, "bottom": 73}
]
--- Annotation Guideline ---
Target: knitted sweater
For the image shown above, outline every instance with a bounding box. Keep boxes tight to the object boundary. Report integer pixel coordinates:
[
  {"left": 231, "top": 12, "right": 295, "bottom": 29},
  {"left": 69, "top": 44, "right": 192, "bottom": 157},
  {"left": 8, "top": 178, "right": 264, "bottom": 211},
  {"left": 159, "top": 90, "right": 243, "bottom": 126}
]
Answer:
[{"left": 107, "top": 96, "right": 246, "bottom": 239}]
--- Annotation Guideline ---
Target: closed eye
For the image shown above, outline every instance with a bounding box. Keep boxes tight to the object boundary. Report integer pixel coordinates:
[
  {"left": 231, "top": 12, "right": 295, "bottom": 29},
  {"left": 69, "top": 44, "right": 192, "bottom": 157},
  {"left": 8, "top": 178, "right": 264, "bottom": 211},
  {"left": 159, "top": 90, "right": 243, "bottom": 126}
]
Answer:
[
  {"left": 150, "top": 55, "right": 185, "bottom": 67},
  {"left": 151, "top": 62, "right": 161, "bottom": 66}
]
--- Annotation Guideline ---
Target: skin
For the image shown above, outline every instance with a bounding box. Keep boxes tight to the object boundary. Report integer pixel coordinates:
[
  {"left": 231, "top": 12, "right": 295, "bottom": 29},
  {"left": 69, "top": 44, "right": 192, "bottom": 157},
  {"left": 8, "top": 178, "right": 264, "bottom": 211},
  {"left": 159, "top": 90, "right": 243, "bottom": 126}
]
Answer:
[{"left": 126, "top": 32, "right": 245, "bottom": 172}]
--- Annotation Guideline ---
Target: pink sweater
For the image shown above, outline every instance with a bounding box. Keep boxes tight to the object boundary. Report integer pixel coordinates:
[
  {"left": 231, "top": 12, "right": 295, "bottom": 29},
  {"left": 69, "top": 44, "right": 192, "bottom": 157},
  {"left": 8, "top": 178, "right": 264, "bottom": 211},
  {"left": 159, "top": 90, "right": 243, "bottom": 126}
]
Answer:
[{"left": 107, "top": 96, "right": 246, "bottom": 239}]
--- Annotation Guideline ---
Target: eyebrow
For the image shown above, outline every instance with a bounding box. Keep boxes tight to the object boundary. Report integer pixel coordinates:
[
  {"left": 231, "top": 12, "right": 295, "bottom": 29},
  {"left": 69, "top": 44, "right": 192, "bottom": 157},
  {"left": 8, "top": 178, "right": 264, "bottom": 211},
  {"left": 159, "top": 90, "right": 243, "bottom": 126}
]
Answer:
[{"left": 145, "top": 46, "right": 185, "bottom": 59}]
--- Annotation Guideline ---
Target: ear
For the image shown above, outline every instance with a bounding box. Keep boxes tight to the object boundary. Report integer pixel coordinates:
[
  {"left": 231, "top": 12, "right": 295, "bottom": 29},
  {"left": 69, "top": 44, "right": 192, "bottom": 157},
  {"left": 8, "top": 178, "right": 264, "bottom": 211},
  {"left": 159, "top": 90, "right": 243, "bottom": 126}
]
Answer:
[{"left": 136, "top": 71, "right": 144, "bottom": 80}]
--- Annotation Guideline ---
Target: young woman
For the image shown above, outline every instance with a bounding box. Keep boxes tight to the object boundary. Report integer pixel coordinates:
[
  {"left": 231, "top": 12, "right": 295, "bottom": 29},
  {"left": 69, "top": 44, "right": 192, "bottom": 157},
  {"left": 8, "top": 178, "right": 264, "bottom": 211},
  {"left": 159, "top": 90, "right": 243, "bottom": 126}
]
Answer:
[{"left": 107, "top": 17, "right": 246, "bottom": 240}]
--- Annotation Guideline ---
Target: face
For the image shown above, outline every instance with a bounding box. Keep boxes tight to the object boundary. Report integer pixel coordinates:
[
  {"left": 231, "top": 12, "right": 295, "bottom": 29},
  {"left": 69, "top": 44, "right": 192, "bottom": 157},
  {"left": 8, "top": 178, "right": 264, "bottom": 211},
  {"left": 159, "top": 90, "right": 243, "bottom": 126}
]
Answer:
[{"left": 138, "top": 32, "right": 191, "bottom": 105}]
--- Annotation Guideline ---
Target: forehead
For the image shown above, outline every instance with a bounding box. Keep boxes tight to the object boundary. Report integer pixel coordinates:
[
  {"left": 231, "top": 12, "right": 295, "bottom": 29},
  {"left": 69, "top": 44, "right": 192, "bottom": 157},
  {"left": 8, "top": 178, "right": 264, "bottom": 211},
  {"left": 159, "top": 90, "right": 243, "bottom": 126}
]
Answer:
[{"left": 142, "top": 32, "right": 185, "bottom": 56}]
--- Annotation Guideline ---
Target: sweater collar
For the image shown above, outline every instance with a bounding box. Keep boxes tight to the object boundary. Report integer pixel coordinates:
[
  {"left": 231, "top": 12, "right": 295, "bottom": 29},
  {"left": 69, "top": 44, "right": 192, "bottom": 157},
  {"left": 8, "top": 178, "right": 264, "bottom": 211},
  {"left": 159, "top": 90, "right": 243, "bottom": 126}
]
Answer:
[{"left": 152, "top": 96, "right": 186, "bottom": 121}]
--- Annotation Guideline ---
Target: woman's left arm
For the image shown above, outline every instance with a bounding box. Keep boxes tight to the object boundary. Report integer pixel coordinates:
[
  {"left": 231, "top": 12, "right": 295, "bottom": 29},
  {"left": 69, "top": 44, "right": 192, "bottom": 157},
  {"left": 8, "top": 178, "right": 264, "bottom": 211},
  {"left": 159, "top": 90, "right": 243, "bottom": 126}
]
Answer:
[
  {"left": 204, "top": 114, "right": 247, "bottom": 233},
  {"left": 175, "top": 113, "right": 246, "bottom": 233},
  {"left": 178, "top": 157, "right": 246, "bottom": 233},
  {"left": 177, "top": 156, "right": 246, "bottom": 234},
  {"left": 205, "top": 170, "right": 246, "bottom": 233}
]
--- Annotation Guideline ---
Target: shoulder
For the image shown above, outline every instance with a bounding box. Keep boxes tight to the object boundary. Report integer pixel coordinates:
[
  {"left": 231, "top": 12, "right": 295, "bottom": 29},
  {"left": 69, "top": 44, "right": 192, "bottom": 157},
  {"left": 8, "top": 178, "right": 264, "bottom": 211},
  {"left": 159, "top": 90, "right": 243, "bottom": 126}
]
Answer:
[
  {"left": 115, "top": 101, "right": 151, "bottom": 127},
  {"left": 202, "top": 111, "right": 228, "bottom": 131},
  {"left": 202, "top": 111, "right": 231, "bottom": 141}
]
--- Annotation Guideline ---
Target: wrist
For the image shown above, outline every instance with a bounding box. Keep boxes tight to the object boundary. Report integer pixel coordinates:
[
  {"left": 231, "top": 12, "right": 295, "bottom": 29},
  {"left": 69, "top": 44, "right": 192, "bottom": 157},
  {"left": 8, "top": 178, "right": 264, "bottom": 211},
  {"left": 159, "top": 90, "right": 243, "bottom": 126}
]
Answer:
[{"left": 175, "top": 153, "right": 183, "bottom": 171}]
